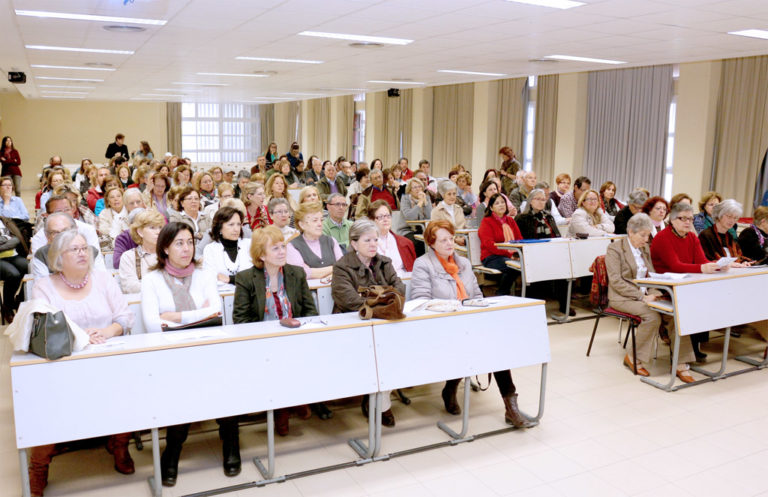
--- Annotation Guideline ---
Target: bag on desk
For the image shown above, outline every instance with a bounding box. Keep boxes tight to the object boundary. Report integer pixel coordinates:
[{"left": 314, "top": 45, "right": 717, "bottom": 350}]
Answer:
[
  {"left": 161, "top": 313, "right": 222, "bottom": 332},
  {"left": 358, "top": 285, "right": 406, "bottom": 320},
  {"left": 29, "top": 311, "right": 74, "bottom": 360}
]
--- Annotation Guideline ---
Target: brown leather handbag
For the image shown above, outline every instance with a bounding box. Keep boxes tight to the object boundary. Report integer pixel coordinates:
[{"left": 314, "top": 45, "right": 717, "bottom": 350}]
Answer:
[{"left": 358, "top": 285, "right": 406, "bottom": 320}]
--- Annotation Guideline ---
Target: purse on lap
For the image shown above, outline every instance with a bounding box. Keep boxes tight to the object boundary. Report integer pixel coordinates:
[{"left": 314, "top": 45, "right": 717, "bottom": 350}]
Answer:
[
  {"left": 30, "top": 311, "right": 74, "bottom": 360},
  {"left": 357, "top": 285, "right": 406, "bottom": 320}
]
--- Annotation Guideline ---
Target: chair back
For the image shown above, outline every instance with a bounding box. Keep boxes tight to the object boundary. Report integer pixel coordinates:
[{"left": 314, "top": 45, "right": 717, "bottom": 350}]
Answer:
[{"left": 588, "top": 255, "right": 609, "bottom": 310}]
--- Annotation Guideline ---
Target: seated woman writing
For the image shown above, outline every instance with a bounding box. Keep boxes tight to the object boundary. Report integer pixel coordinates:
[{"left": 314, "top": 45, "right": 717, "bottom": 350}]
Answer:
[
  {"left": 606, "top": 213, "right": 696, "bottom": 382},
  {"left": 411, "top": 220, "right": 534, "bottom": 427},
  {"left": 29, "top": 229, "right": 134, "bottom": 496},
  {"left": 331, "top": 219, "right": 406, "bottom": 427},
  {"left": 232, "top": 225, "right": 318, "bottom": 436}
]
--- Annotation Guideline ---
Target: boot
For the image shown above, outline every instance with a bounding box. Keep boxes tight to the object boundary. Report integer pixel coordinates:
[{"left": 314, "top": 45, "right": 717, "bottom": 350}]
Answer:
[
  {"left": 106, "top": 433, "right": 135, "bottom": 474},
  {"left": 275, "top": 409, "right": 290, "bottom": 436},
  {"left": 219, "top": 421, "right": 241, "bottom": 477},
  {"left": 502, "top": 394, "right": 535, "bottom": 428},
  {"left": 442, "top": 381, "right": 461, "bottom": 415},
  {"left": 160, "top": 425, "right": 188, "bottom": 487},
  {"left": 361, "top": 395, "right": 369, "bottom": 419},
  {"left": 28, "top": 445, "right": 55, "bottom": 497},
  {"left": 381, "top": 409, "right": 396, "bottom": 428}
]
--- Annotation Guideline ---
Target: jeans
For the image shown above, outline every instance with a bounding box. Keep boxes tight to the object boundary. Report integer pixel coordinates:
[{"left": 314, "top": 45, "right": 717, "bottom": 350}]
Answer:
[
  {"left": 482, "top": 254, "right": 518, "bottom": 296},
  {"left": 0, "top": 254, "right": 28, "bottom": 310}
]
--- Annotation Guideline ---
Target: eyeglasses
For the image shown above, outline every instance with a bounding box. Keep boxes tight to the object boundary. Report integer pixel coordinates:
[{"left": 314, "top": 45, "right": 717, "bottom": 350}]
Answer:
[
  {"left": 272, "top": 209, "right": 290, "bottom": 215},
  {"left": 375, "top": 214, "right": 392, "bottom": 221},
  {"left": 583, "top": 198, "right": 599, "bottom": 203},
  {"left": 676, "top": 216, "right": 694, "bottom": 222},
  {"left": 65, "top": 245, "right": 89, "bottom": 255},
  {"left": 328, "top": 202, "right": 348, "bottom": 208}
]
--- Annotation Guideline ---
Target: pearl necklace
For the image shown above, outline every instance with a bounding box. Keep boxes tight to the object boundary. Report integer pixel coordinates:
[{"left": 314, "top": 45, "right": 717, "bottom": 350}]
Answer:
[{"left": 60, "top": 272, "right": 89, "bottom": 289}]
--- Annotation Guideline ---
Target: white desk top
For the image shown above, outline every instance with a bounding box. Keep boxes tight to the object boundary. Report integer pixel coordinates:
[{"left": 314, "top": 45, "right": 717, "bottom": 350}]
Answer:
[{"left": 635, "top": 267, "right": 768, "bottom": 287}]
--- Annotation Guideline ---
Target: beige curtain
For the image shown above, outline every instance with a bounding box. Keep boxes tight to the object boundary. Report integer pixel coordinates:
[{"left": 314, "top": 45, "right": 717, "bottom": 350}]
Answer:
[
  {"left": 712, "top": 55, "right": 768, "bottom": 213},
  {"left": 336, "top": 95, "right": 355, "bottom": 160},
  {"left": 259, "top": 104, "right": 275, "bottom": 155},
  {"left": 166, "top": 102, "right": 182, "bottom": 156},
  {"left": 534, "top": 75, "right": 559, "bottom": 185},
  {"left": 307, "top": 98, "right": 331, "bottom": 159},
  {"left": 432, "top": 83, "right": 474, "bottom": 176},
  {"left": 491, "top": 78, "right": 529, "bottom": 167},
  {"left": 381, "top": 89, "right": 412, "bottom": 167}
]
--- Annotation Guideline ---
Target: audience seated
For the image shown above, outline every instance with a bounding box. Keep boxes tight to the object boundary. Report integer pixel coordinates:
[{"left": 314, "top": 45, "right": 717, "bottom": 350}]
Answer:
[
  {"left": 641, "top": 196, "right": 669, "bottom": 238},
  {"left": 397, "top": 178, "right": 431, "bottom": 255},
  {"left": 86, "top": 166, "right": 111, "bottom": 211},
  {"left": 738, "top": 206, "right": 768, "bottom": 263},
  {"left": 355, "top": 169, "right": 399, "bottom": 218},
  {"left": 169, "top": 186, "right": 211, "bottom": 254},
  {"left": 268, "top": 197, "right": 298, "bottom": 240},
  {"left": 599, "top": 181, "right": 624, "bottom": 218},
  {"left": 431, "top": 180, "right": 466, "bottom": 230},
  {"left": 0, "top": 216, "right": 28, "bottom": 322},
  {"left": 147, "top": 173, "right": 171, "bottom": 220},
  {"left": 118, "top": 209, "right": 165, "bottom": 294},
  {"left": 194, "top": 171, "right": 217, "bottom": 208},
  {"left": 265, "top": 173, "right": 298, "bottom": 212},
  {"left": 322, "top": 193, "right": 352, "bottom": 251},
  {"left": 699, "top": 199, "right": 751, "bottom": 263},
  {"left": 93, "top": 176, "right": 123, "bottom": 217},
  {"left": 478, "top": 193, "right": 522, "bottom": 295},
  {"left": 606, "top": 213, "right": 696, "bottom": 382},
  {"left": 669, "top": 192, "right": 692, "bottom": 213},
  {"left": 97, "top": 186, "right": 127, "bottom": 251},
  {"left": 203, "top": 207, "right": 253, "bottom": 285},
  {"left": 455, "top": 172, "right": 477, "bottom": 209},
  {"left": 203, "top": 181, "right": 234, "bottom": 219},
  {"left": 31, "top": 195, "right": 101, "bottom": 258},
  {"left": 508, "top": 171, "right": 537, "bottom": 210},
  {"left": 367, "top": 200, "right": 415, "bottom": 276},
  {"left": 31, "top": 213, "right": 105, "bottom": 279},
  {"left": 242, "top": 182, "right": 271, "bottom": 230},
  {"left": 557, "top": 175, "right": 591, "bottom": 219},
  {"left": 331, "top": 219, "right": 405, "bottom": 427},
  {"left": 286, "top": 201, "right": 343, "bottom": 279},
  {"left": 317, "top": 160, "right": 347, "bottom": 201},
  {"left": 550, "top": 173, "right": 570, "bottom": 208},
  {"left": 38, "top": 168, "right": 66, "bottom": 210},
  {"left": 613, "top": 190, "right": 648, "bottom": 235},
  {"left": 0, "top": 175, "right": 29, "bottom": 220},
  {"left": 568, "top": 189, "right": 615, "bottom": 236},
  {"left": 29, "top": 229, "right": 134, "bottom": 496}
]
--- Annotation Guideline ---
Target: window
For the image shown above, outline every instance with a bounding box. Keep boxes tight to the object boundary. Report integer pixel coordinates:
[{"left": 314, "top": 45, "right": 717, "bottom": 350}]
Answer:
[
  {"left": 663, "top": 65, "right": 679, "bottom": 199},
  {"left": 181, "top": 103, "right": 260, "bottom": 163},
  {"left": 353, "top": 93, "right": 366, "bottom": 163},
  {"left": 523, "top": 76, "right": 537, "bottom": 171}
]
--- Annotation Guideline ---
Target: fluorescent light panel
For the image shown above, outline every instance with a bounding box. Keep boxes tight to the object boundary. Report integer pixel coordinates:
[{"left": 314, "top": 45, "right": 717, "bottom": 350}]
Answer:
[
  {"left": 36, "top": 76, "right": 104, "bottom": 82},
  {"left": 299, "top": 31, "right": 412, "bottom": 46},
  {"left": 15, "top": 9, "right": 166, "bottom": 25},
  {"left": 196, "top": 72, "right": 268, "bottom": 78},
  {"left": 154, "top": 88, "right": 203, "bottom": 93},
  {"left": 505, "top": 0, "right": 585, "bottom": 9},
  {"left": 26, "top": 45, "right": 134, "bottom": 55},
  {"left": 728, "top": 29, "right": 768, "bottom": 40},
  {"left": 282, "top": 92, "right": 323, "bottom": 96},
  {"left": 368, "top": 80, "right": 425, "bottom": 85},
  {"left": 141, "top": 93, "right": 186, "bottom": 97},
  {"left": 544, "top": 54, "right": 625, "bottom": 64},
  {"left": 31, "top": 64, "right": 116, "bottom": 71},
  {"left": 38, "top": 84, "right": 95, "bottom": 89},
  {"left": 438, "top": 69, "right": 507, "bottom": 77},
  {"left": 235, "top": 56, "right": 323, "bottom": 64}
]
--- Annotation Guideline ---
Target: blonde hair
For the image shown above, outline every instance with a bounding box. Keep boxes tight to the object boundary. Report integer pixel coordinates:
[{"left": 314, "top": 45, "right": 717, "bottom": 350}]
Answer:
[
  {"left": 242, "top": 182, "right": 264, "bottom": 206},
  {"left": 299, "top": 186, "right": 320, "bottom": 204},
  {"left": 250, "top": 225, "right": 285, "bottom": 268},
  {"left": 577, "top": 189, "right": 602, "bottom": 226},
  {"left": 293, "top": 201, "right": 323, "bottom": 233},
  {"left": 130, "top": 209, "right": 165, "bottom": 244},
  {"left": 265, "top": 173, "right": 288, "bottom": 198}
]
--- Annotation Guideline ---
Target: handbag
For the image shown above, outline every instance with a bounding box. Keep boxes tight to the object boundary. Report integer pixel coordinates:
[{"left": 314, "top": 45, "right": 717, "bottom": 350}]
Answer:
[
  {"left": 357, "top": 285, "right": 406, "bottom": 320},
  {"left": 161, "top": 313, "right": 222, "bottom": 332},
  {"left": 29, "top": 311, "right": 74, "bottom": 360}
]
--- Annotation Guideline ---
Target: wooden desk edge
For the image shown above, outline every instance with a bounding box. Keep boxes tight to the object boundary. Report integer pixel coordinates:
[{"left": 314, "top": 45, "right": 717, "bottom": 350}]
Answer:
[{"left": 375, "top": 300, "right": 545, "bottom": 324}]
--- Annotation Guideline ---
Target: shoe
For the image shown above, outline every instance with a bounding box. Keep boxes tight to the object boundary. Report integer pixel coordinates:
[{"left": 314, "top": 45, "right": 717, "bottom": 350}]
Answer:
[
  {"left": 361, "top": 395, "right": 370, "bottom": 419},
  {"left": 275, "top": 409, "right": 290, "bottom": 436},
  {"left": 502, "top": 394, "right": 535, "bottom": 428},
  {"left": 220, "top": 423, "right": 241, "bottom": 477},
  {"left": 160, "top": 446, "right": 181, "bottom": 487},
  {"left": 441, "top": 384, "right": 461, "bottom": 415},
  {"left": 730, "top": 329, "right": 741, "bottom": 338},
  {"left": 381, "top": 409, "right": 396, "bottom": 427},
  {"left": 659, "top": 327, "right": 671, "bottom": 346},
  {"left": 623, "top": 354, "right": 649, "bottom": 377},
  {"left": 106, "top": 434, "right": 135, "bottom": 475},
  {"left": 311, "top": 402, "right": 333, "bottom": 420},
  {"left": 28, "top": 460, "right": 49, "bottom": 497},
  {"left": 293, "top": 404, "right": 312, "bottom": 420},
  {"left": 676, "top": 369, "right": 695, "bottom": 384},
  {"left": 694, "top": 351, "right": 708, "bottom": 364}
]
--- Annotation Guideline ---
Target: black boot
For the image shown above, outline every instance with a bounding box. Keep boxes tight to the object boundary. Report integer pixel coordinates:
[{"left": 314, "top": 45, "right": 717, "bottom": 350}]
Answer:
[
  {"left": 442, "top": 380, "right": 461, "bottom": 415},
  {"left": 361, "top": 395, "right": 370, "bottom": 419},
  {"left": 219, "top": 419, "right": 241, "bottom": 477},
  {"left": 502, "top": 394, "right": 535, "bottom": 428},
  {"left": 161, "top": 424, "right": 189, "bottom": 487}
]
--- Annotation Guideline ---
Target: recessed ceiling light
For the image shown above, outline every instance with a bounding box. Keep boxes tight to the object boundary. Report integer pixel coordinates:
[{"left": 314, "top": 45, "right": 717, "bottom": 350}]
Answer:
[
  {"left": 38, "top": 84, "right": 95, "bottom": 89},
  {"left": 504, "top": 0, "right": 585, "bottom": 9},
  {"left": 15, "top": 9, "right": 166, "bottom": 25},
  {"left": 31, "top": 64, "right": 116, "bottom": 71},
  {"left": 299, "top": 31, "right": 413, "bottom": 46},
  {"left": 41, "top": 95, "right": 86, "bottom": 99},
  {"left": 349, "top": 42, "right": 384, "bottom": 48},
  {"left": 367, "top": 80, "right": 425, "bottom": 85},
  {"left": 196, "top": 72, "right": 269, "bottom": 78},
  {"left": 172, "top": 82, "right": 230, "bottom": 87},
  {"left": 438, "top": 69, "right": 507, "bottom": 77},
  {"left": 235, "top": 56, "right": 323, "bottom": 64},
  {"left": 36, "top": 76, "right": 105, "bottom": 82},
  {"left": 728, "top": 29, "right": 768, "bottom": 40},
  {"left": 25, "top": 45, "right": 134, "bottom": 55},
  {"left": 84, "top": 62, "right": 114, "bottom": 68},
  {"left": 543, "top": 54, "right": 625, "bottom": 65}
]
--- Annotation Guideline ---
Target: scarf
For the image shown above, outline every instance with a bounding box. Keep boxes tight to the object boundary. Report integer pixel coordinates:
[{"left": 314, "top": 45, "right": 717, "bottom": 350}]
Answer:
[
  {"left": 494, "top": 213, "right": 515, "bottom": 242},
  {"left": 533, "top": 210, "right": 553, "bottom": 238},
  {"left": 247, "top": 205, "right": 271, "bottom": 230},
  {"left": 162, "top": 263, "right": 197, "bottom": 312},
  {"left": 436, "top": 253, "right": 468, "bottom": 300},
  {"left": 752, "top": 224, "right": 765, "bottom": 248},
  {"left": 264, "top": 268, "right": 292, "bottom": 320}
]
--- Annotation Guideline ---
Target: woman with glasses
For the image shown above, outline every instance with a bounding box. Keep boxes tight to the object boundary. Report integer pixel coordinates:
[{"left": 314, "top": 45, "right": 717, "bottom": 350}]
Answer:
[
  {"left": 268, "top": 197, "right": 298, "bottom": 240},
  {"left": 367, "top": 199, "right": 415, "bottom": 276},
  {"left": 243, "top": 182, "right": 271, "bottom": 230},
  {"left": 0, "top": 175, "right": 29, "bottom": 220},
  {"left": 568, "top": 189, "right": 615, "bottom": 237},
  {"left": 641, "top": 196, "right": 669, "bottom": 238},
  {"left": 698, "top": 199, "right": 752, "bottom": 264},
  {"left": 169, "top": 185, "right": 211, "bottom": 255}
]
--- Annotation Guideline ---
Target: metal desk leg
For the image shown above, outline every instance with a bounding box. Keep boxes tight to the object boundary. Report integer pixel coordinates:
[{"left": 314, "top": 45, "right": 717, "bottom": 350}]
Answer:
[
  {"left": 735, "top": 346, "right": 768, "bottom": 368},
  {"left": 641, "top": 332, "right": 681, "bottom": 392},
  {"left": 552, "top": 280, "right": 573, "bottom": 323},
  {"left": 691, "top": 327, "right": 731, "bottom": 380},
  {"left": 19, "top": 448, "right": 30, "bottom": 497},
  {"left": 518, "top": 363, "right": 547, "bottom": 424},
  {"left": 348, "top": 393, "right": 377, "bottom": 462},
  {"left": 254, "top": 410, "right": 276, "bottom": 480},
  {"left": 145, "top": 428, "right": 162, "bottom": 497},
  {"left": 438, "top": 377, "right": 475, "bottom": 444}
]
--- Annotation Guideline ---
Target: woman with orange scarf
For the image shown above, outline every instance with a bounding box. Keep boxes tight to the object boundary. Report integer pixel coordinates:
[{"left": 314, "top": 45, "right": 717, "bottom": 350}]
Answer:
[{"left": 410, "top": 220, "right": 534, "bottom": 428}]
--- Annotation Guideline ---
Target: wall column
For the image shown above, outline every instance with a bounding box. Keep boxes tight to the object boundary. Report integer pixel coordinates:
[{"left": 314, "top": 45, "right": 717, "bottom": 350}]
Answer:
[{"left": 553, "top": 72, "right": 588, "bottom": 180}]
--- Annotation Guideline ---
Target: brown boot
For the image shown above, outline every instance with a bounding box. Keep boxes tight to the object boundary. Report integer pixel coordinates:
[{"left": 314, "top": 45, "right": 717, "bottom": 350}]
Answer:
[
  {"left": 442, "top": 381, "right": 461, "bottom": 415},
  {"left": 106, "top": 433, "right": 135, "bottom": 474},
  {"left": 502, "top": 394, "right": 535, "bottom": 428},
  {"left": 29, "top": 444, "right": 56, "bottom": 497},
  {"left": 275, "top": 409, "right": 290, "bottom": 436}
]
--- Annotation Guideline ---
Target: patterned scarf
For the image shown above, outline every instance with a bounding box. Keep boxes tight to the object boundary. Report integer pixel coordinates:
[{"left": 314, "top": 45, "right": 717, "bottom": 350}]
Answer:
[
  {"left": 161, "top": 264, "right": 196, "bottom": 312},
  {"left": 436, "top": 253, "right": 468, "bottom": 300},
  {"left": 248, "top": 206, "right": 271, "bottom": 230},
  {"left": 264, "top": 268, "right": 292, "bottom": 320},
  {"left": 533, "top": 211, "right": 553, "bottom": 238}
]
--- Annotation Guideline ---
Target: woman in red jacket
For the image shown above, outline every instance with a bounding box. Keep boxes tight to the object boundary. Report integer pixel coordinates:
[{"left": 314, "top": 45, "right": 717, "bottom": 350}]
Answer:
[
  {"left": 367, "top": 199, "right": 415, "bottom": 276},
  {"left": 478, "top": 193, "right": 522, "bottom": 295},
  {"left": 0, "top": 136, "right": 22, "bottom": 196}
]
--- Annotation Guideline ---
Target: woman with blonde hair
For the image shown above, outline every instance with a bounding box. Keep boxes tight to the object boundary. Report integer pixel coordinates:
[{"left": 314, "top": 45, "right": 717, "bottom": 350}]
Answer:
[
  {"left": 286, "top": 201, "right": 342, "bottom": 279},
  {"left": 242, "top": 182, "right": 271, "bottom": 230},
  {"left": 568, "top": 189, "right": 615, "bottom": 236},
  {"left": 118, "top": 209, "right": 165, "bottom": 293},
  {"left": 193, "top": 171, "right": 217, "bottom": 208},
  {"left": 265, "top": 173, "right": 298, "bottom": 211}
]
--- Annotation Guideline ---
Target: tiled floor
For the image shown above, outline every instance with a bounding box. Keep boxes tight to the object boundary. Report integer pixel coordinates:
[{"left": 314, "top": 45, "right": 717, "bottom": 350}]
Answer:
[{"left": 3, "top": 312, "right": 768, "bottom": 497}]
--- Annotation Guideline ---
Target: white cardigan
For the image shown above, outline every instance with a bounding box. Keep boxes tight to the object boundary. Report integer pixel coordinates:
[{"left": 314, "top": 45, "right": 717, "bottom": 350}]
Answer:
[
  {"left": 140, "top": 268, "right": 221, "bottom": 333},
  {"left": 202, "top": 238, "right": 253, "bottom": 285},
  {"left": 568, "top": 208, "right": 615, "bottom": 237}
]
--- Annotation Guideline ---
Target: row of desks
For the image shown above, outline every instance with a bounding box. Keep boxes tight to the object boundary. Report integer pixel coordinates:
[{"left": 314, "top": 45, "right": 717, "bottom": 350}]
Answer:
[{"left": 10, "top": 296, "right": 549, "bottom": 497}]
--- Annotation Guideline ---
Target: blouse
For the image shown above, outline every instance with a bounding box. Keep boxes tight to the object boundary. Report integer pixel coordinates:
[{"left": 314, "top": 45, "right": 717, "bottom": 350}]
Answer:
[
  {"left": 0, "top": 196, "right": 29, "bottom": 220},
  {"left": 140, "top": 268, "right": 221, "bottom": 332},
  {"left": 118, "top": 246, "right": 158, "bottom": 294},
  {"left": 378, "top": 231, "right": 406, "bottom": 276},
  {"left": 286, "top": 235, "right": 343, "bottom": 278},
  {"left": 202, "top": 238, "right": 253, "bottom": 285}
]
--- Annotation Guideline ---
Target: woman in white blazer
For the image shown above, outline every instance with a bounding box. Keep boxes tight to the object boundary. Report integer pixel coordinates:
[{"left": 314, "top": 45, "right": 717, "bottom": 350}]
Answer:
[
  {"left": 202, "top": 206, "right": 253, "bottom": 285},
  {"left": 567, "top": 189, "right": 614, "bottom": 237}
]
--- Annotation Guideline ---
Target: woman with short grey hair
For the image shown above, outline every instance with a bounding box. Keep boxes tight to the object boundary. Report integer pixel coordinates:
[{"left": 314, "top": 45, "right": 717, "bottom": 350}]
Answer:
[
  {"left": 398, "top": 177, "right": 432, "bottom": 255},
  {"left": 698, "top": 198, "right": 752, "bottom": 264},
  {"left": 605, "top": 213, "right": 696, "bottom": 382},
  {"left": 431, "top": 179, "right": 466, "bottom": 230}
]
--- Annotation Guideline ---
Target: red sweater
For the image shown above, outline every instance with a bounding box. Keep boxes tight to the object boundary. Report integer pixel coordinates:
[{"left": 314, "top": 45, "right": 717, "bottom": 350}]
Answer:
[
  {"left": 393, "top": 231, "right": 416, "bottom": 271},
  {"left": 478, "top": 214, "right": 522, "bottom": 261},
  {"left": 650, "top": 226, "right": 710, "bottom": 273},
  {"left": 370, "top": 187, "right": 397, "bottom": 211},
  {"left": 86, "top": 187, "right": 103, "bottom": 212}
]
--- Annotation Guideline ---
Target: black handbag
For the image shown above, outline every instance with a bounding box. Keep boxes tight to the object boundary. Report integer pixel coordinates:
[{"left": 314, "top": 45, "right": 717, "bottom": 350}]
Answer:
[{"left": 30, "top": 311, "right": 74, "bottom": 360}]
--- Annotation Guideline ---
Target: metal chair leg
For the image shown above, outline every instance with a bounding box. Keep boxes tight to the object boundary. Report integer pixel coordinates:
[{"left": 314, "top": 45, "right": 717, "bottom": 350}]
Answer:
[{"left": 586, "top": 314, "right": 602, "bottom": 356}]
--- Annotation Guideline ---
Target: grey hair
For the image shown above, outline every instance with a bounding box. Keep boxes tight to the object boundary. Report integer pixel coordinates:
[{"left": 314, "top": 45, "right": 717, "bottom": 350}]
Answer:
[
  {"left": 44, "top": 212, "right": 75, "bottom": 234},
  {"left": 267, "top": 197, "right": 290, "bottom": 214},
  {"left": 522, "top": 189, "right": 548, "bottom": 215},
  {"left": 236, "top": 170, "right": 251, "bottom": 180},
  {"left": 669, "top": 201, "right": 694, "bottom": 221},
  {"left": 626, "top": 213, "right": 654, "bottom": 234},
  {"left": 47, "top": 229, "right": 93, "bottom": 273},
  {"left": 349, "top": 219, "right": 378, "bottom": 243},
  {"left": 326, "top": 193, "right": 345, "bottom": 204},
  {"left": 438, "top": 180, "right": 457, "bottom": 196},
  {"left": 369, "top": 169, "right": 383, "bottom": 179},
  {"left": 628, "top": 190, "right": 649, "bottom": 207},
  {"left": 712, "top": 199, "right": 742, "bottom": 221},
  {"left": 534, "top": 181, "right": 550, "bottom": 190},
  {"left": 123, "top": 188, "right": 144, "bottom": 206}
]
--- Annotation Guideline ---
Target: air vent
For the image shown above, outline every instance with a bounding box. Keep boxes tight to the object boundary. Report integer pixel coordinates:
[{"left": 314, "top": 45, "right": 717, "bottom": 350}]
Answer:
[
  {"left": 529, "top": 58, "right": 558, "bottom": 63},
  {"left": 252, "top": 70, "right": 278, "bottom": 76},
  {"left": 103, "top": 25, "right": 146, "bottom": 33},
  {"left": 85, "top": 62, "right": 114, "bottom": 68},
  {"left": 349, "top": 42, "right": 384, "bottom": 48}
]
